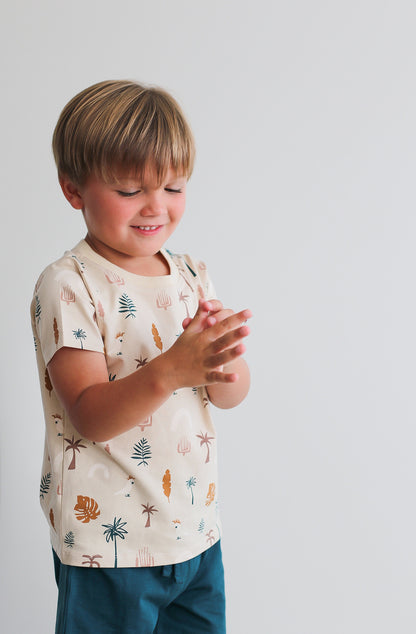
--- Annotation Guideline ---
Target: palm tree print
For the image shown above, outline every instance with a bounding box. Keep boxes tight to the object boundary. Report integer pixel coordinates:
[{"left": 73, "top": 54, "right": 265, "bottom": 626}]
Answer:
[
  {"left": 82, "top": 554, "right": 103, "bottom": 567},
  {"left": 178, "top": 290, "right": 190, "bottom": 318},
  {"left": 186, "top": 476, "right": 197, "bottom": 504},
  {"left": 142, "top": 503, "right": 158, "bottom": 528},
  {"left": 196, "top": 432, "right": 215, "bottom": 463},
  {"left": 135, "top": 354, "right": 148, "bottom": 369},
  {"left": 65, "top": 435, "right": 87, "bottom": 470},
  {"left": 73, "top": 328, "right": 87, "bottom": 349},
  {"left": 102, "top": 517, "right": 128, "bottom": 568}
]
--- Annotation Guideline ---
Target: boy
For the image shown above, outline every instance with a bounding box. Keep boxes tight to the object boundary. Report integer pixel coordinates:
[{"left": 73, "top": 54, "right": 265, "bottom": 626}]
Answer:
[{"left": 31, "top": 80, "right": 251, "bottom": 633}]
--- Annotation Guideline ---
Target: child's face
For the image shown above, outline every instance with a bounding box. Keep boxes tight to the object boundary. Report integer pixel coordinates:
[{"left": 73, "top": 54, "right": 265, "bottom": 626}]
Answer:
[{"left": 62, "top": 166, "right": 187, "bottom": 274}]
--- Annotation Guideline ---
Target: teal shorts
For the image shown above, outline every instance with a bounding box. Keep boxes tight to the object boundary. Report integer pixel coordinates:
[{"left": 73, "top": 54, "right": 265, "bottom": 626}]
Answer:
[{"left": 53, "top": 541, "right": 226, "bottom": 633}]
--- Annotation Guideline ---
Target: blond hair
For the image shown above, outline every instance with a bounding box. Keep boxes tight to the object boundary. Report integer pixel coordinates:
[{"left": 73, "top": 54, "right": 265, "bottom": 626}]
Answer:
[{"left": 52, "top": 80, "right": 195, "bottom": 185}]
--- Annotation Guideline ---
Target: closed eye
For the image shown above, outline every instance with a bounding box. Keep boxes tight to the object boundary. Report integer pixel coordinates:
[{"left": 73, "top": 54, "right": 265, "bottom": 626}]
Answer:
[
  {"left": 165, "top": 188, "right": 182, "bottom": 193},
  {"left": 117, "top": 190, "right": 141, "bottom": 197}
]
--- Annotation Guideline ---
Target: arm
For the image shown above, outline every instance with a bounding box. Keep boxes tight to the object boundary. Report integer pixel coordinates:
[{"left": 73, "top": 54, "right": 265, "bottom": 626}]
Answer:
[{"left": 47, "top": 300, "right": 251, "bottom": 442}]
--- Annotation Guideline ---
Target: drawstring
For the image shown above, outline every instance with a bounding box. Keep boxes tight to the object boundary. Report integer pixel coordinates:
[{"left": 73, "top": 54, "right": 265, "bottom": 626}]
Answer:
[{"left": 161, "top": 564, "right": 184, "bottom": 584}]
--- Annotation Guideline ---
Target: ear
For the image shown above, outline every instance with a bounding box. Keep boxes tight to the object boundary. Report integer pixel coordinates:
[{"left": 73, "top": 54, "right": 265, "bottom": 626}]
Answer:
[{"left": 59, "top": 176, "right": 84, "bottom": 210}]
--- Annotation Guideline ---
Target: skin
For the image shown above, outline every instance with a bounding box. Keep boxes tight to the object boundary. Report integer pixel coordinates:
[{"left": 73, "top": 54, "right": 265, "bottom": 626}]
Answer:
[{"left": 48, "top": 167, "right": 251, "bottom": 442}]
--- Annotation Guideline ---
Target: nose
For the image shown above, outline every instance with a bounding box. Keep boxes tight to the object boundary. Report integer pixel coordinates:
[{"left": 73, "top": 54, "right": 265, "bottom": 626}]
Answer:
[{"left": 141, "top": 190, "right": 165, "bottom": 216}]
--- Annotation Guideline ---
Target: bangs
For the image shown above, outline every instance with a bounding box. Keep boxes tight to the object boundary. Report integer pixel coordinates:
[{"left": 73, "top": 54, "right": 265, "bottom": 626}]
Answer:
[{"left": 53, "top": 81, "right": 195, "bottom": 186}]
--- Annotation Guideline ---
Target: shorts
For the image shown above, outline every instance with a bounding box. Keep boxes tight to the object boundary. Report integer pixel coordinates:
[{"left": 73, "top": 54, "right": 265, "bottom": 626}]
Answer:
[{"left": 53, "top": 540, "right": 226, "bottom": 633}]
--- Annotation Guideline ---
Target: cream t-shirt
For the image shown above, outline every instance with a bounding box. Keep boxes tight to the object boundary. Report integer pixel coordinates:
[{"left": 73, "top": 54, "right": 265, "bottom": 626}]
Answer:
[{"left": 31, "top": 240, "right": 220, "bottom": 568}]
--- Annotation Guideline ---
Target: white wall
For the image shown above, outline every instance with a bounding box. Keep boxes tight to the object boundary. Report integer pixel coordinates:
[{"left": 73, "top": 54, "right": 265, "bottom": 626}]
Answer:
[{"left": 2, "top": 1, "right": 416, "bottom": 632}]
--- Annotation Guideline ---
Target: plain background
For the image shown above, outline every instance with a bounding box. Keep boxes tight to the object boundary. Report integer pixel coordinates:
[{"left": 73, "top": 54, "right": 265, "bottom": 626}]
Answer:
[{"left": 1, "top": 1, "right": 416, "bottom": 632}]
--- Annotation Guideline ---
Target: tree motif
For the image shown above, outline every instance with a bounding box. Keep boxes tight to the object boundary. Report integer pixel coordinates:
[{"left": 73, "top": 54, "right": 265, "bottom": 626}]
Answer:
[
  {"left": 35, "top": 295, "right": 41, "bottom": 324},
  {"left": 65, "top": 435, "right": 87, "bottom": 470},
  {"left": 131, "top": 438, "right": 152, "bottom": 466},
  {"left": 82, "top": 554, "right": 103, "bottom": 568},
  {"left": 178, "top": 290, "right": 190, "bottom": 318},
  {"left": 64, "top": 531, "right": 75, "bottom": 548},
  {"left": 39, "top": 472, "right": 52, "bottom": 499},
  {"left": 73, "top": 328, "right": 87, "bottom": 349},
  {"left": 135, "top": 354, "right": 148, "bottom": 369},
  {"left": 142, "top": 503, "right": 158, "bottom": 528},
  {"left": 102, "top": 517, "right": 128, "bottom": 568},
  {"left": 206, "top": 529, "right": 215, "bottom": 546},
  {"left": 186, "top": 476, "right": 197, "bottom": 505},
  {"left": 196, "top": 432, "right": 215, "bottom": 464},
  {"left": 198, "top": 518, "right": 205, "bottom": 534},
  {"left": 118, "top": 293, "right": 137, "bottom": 318}
]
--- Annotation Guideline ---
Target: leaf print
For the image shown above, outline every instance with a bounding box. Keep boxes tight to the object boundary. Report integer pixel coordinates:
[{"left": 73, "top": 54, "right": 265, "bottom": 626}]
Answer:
[
  {"left": 163, "top": 470, "right": 171, "bottom": 502},
  {"left": 142, "top": 503, "right": 158, "bottom": 528},
  {"left": 131, "top": 438, "right": 152, "bottom": 466},
  {"left": 73, "top": 328, "right": 87, "bottom": 349},
  {"left": 61, "top": 285, "right": 75, "bottom": 305},
  {"left": 74, "top": 495, "right": 100, "bottom": 523},
  {"left": 119, "top": 293, "right": 137, "bottom": 318},
  {"left": 205, "top": 483, "right": 216, "bottom": 507},
  {"left": 39, "top": 472, "right": 52, "bottom": 499},
  {"left": 198, "top": 518, "right": 205, "bottom": 534},
  {"left": 44, "top": 368, "right": 53, "bottom": 396},
  {"left": 35, "top": 295, "right": 41, "bottom": 324},
  {"left": 64, "top": 531, "right": 75, "bottom": 548},
  {"left": 49, "top": 508, "right": 56, "bottom": 531},
  {"left": 152, "top": 323, "right": 163, "bottom": 353},
  {"left": 53, "top": 317, "right": 59, "bottom": 345}
]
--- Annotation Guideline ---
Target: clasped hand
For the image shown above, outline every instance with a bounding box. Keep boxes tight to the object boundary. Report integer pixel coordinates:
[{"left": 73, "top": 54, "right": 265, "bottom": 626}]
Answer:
[{"left": 165, "top": 299, "right": 252, "bottom": 388}]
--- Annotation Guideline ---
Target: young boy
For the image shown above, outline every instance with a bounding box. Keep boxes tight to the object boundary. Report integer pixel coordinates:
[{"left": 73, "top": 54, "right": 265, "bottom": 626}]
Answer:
[{"left": 31, "top": 80, "right": 251, "bottom": 633}]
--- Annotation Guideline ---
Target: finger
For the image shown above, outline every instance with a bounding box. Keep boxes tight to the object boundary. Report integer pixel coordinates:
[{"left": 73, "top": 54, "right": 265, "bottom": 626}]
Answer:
[
  {"left": 182, "top": 317, "right": 192, "bottom": 329},
  {"left": 209, "top": 324, "right": 250, "bottom": 355},
  {"left": 185, "top": 300, "right": 212, "bottom": 332},
  {"left": 205, "top": 369, "right": 239, "bottom": 384},
  {"left": 206, "top": 342, "right": 246, "bottom": 369},
  {"left": 207, "top": 309, "right": 252, "bottom": 339}
]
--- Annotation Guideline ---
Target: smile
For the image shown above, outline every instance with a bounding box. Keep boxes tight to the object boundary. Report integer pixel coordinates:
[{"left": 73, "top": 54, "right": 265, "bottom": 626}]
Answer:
[{"left": 131, "top": 225, "right": 163, "bottom": 235}]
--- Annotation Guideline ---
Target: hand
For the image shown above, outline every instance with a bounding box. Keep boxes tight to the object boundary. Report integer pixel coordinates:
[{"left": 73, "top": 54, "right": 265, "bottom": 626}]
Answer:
[{"left": 166, "top": 300, "right": 252, "bottom": 388}]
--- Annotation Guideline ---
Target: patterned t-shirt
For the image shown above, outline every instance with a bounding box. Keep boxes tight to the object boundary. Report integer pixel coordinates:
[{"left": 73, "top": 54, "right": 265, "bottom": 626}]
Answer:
[{"left": 31, "top": 240, "right": 220, "bottom": 568}]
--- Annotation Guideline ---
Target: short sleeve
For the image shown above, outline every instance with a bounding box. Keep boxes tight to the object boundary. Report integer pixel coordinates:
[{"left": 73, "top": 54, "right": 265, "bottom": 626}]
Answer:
[{"left": 32, "top": 256, "right": 105, "bottom": 366}]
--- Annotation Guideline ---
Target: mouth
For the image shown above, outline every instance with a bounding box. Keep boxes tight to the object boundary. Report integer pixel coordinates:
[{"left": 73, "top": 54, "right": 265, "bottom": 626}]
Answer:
[{"left": 131, "top": 225, "right": 163, "bottom": 235}]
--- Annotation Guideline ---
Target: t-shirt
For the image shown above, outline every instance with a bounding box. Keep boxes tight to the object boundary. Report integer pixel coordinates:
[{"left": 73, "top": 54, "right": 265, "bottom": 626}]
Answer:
[{"left": 31, "top": 240, "right": 221, "bottom": 568}]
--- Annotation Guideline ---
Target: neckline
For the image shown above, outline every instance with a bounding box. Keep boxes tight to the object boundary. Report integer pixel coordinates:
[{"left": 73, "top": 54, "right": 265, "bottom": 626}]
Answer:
[{"left": 71, "top": 239, "right": 179, "bottom": 285}]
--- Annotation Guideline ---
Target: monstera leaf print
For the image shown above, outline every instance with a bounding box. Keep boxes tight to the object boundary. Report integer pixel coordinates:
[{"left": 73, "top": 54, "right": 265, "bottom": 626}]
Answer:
[{"left": 74, "top": 495, "right": 100, "bottom": 523}]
